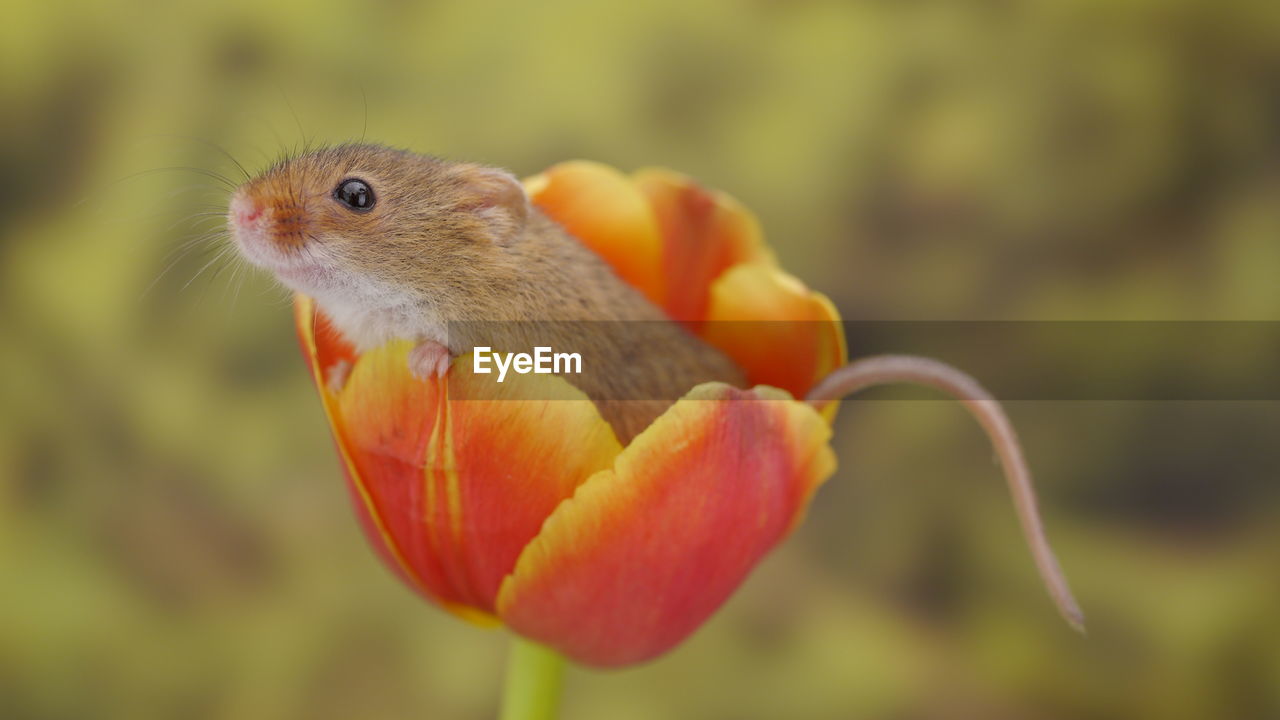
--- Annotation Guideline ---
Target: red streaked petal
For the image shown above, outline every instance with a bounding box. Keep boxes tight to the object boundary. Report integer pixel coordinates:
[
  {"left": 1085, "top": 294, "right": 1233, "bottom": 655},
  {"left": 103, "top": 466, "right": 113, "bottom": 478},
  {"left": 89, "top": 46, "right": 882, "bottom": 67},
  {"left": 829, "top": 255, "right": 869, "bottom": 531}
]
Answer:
[
  {"left": 432, "top": 359, "right": 623, "bottom": 610},
  {"left": 331, "top": 340, "right": 466, "bottom": 610},
  {"left": 526, "top": 161, "right": 666, "bottom": 306},
  {"left": 294, "top": 296, "right": 622, "bottom": 619},
  {"left": 334, "top": 347, "right": 622, "bottom": 616},
  {"left": 295, "top": 296, "right": 436, "bottom": 613},
  {"left": 496, "top": 383, "right": 836, "bottom": 667},
  {"left": 632, "top": 168, "right": 774, "bottom": 323},
  {"left": 295, "top": 294, "right": 357, "bottom": 381},
  {"left": 700, "top": 263, "right": 848, "bottom": 402}
]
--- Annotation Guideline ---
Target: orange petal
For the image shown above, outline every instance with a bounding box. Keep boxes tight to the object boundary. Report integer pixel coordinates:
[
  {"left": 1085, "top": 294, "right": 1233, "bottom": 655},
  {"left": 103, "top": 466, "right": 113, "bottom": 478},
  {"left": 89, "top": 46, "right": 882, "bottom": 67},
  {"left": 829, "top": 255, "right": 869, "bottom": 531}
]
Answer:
[
  {"left": 330, "top": 340, "right": 462, "bottom": 610},
  {"left": 294, "top": 294, "right": 357, "bottom": 388},
  {"left": 632, "top": 168, "right": 774, "bottom": 323},
  {"left": 496, "top": 383, "right": 836, "bottom": 667},
  {"left": 700, "top": 264, "right": 848, "bottom": 402},
  {"left": 294, "top": 296, "right": 622, "bottom": 619},
  {"left": 525, "top": 161, "right": 666, "bottom": 306},
  {"left": 295, "top": 295, "right": 425, "bottom": 604}
]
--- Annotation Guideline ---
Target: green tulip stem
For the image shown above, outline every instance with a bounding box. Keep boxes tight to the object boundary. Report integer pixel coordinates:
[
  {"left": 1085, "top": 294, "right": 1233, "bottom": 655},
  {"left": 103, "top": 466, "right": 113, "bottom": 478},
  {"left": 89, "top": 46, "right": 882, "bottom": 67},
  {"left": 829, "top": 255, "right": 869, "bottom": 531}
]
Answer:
[{"left": 499, "top": 636, "right": 566, "bottom": 720}]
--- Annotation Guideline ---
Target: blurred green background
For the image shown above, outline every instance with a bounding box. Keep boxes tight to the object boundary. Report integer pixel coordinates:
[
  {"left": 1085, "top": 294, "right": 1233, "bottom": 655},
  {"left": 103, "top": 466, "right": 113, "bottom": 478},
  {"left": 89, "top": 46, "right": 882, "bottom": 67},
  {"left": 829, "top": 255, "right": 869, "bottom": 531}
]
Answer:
[{"left": 3, "top": 0, "right": 1279, "bottom": 718}]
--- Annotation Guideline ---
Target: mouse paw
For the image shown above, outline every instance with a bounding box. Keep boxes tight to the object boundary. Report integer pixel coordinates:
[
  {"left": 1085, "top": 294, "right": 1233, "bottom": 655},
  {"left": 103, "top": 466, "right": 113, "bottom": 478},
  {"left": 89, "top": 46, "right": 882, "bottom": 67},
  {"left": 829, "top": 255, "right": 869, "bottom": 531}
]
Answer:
[
  {"left": 325, "top": 359, "right": 352, "bottom": 394},
  {"left": 408, "top": 339, "right": 453, "bottom": 380}
]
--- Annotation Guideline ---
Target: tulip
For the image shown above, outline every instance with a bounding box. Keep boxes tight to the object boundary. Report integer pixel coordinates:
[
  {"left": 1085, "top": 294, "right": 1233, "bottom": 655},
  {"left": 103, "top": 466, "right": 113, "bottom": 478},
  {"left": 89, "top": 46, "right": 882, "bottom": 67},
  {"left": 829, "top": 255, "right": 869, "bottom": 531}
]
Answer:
[{"left": 291, "top": 162, "right": 1081, "bottom": 717}]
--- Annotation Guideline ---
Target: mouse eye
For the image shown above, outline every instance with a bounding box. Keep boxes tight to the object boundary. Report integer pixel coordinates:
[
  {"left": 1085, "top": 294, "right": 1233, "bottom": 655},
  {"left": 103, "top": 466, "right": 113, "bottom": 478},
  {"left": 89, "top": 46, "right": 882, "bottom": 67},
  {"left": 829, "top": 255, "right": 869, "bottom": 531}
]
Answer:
[{"left": 334, "top": 178, "right": 375, "bottom": 212}]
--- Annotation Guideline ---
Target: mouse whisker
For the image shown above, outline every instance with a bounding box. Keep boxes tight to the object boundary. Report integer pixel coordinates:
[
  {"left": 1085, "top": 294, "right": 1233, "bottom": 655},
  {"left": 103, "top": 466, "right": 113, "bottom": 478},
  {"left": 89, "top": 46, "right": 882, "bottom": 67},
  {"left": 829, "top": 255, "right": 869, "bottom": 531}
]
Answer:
[
  {"left": 163, "top": 225, "right": 228, "bottom": 256},
  {"left": 237, "top": 110, "right": 288, "bottom": 166},
  {"left": 163, "top": 225, "right": 230, "bottom": 254},
  {"left": 162, "top": 213, "right": 227, "bottom": 235},
  {"left": 114, "top": 166, "right": 239, "bottom": 191},
  {"left": 221, "top": 256, "right": 247, "bottom": 312},
  {"left": 143, "top": 234, "right": 225, "bottom": 301},
  {"left": 359, "top": 86, "right": 368, "bottom": 144},
  {"left": 233, "top": 263, "right": 251, "bottom": 311},
  {"left": 162, "top": 184, "right": 233, "bottom": 202},
  {"left": 192, "top": 245, "right": 244, "bottom": 311},
  {"left": 275, "top": 83, "right": 309, "bottom": 156},
  {"left": 257, "top": 278, "right": 294, "bottom": 307},
  {"left": 182, "top": 244, "right": 236, "bottom": 293},
  {"left": 174, "top": 211, "right": 232, "bottom": 221},
  {"left": 143, "top": 133, "right": 253, "bottom": 182}
]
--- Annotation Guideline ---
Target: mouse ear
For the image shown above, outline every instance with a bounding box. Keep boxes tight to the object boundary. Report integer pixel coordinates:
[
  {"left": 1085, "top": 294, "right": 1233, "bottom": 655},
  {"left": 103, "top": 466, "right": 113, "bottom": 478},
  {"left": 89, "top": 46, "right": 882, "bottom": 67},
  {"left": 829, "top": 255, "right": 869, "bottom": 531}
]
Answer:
[{"left": 456, "top": 165, "right": 529, "bottom": 244}]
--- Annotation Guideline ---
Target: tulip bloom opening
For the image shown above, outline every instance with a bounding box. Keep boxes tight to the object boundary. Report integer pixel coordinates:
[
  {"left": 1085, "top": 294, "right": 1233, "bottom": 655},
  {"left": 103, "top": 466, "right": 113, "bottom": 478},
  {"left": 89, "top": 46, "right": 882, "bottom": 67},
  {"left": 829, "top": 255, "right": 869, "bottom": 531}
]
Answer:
[{"left": 289, "top": 161, "right": 1081, "bottom": 708}]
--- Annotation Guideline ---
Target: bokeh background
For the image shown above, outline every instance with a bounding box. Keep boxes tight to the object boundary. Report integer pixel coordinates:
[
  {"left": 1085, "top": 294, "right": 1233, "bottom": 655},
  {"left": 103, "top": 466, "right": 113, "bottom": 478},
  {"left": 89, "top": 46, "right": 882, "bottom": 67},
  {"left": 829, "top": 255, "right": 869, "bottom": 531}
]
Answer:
[{"left": 3, "top": 1, "right": 1279, "bottom": 718}]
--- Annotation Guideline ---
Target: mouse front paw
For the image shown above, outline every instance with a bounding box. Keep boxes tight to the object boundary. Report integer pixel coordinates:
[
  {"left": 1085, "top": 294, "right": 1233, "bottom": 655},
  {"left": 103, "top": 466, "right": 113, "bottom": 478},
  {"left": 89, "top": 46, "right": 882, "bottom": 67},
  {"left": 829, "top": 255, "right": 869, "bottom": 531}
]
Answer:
[
  {"left": 325, "top": 359, "right": 353, "bottom": 394},
  {"left": 408, "top": 339, "right": 453, "bottom": 380}
]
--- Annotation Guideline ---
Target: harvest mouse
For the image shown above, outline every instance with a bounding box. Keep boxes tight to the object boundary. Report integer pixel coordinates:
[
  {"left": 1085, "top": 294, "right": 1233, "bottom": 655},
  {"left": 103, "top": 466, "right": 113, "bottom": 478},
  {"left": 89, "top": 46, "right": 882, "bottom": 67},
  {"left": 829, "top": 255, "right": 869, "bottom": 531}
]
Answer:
[
  {"left": 228, "top": 144, "right": 1089, "bottom": 633},
  {"left": 228, "top": 144, "right": 745, "bottom": 441}
]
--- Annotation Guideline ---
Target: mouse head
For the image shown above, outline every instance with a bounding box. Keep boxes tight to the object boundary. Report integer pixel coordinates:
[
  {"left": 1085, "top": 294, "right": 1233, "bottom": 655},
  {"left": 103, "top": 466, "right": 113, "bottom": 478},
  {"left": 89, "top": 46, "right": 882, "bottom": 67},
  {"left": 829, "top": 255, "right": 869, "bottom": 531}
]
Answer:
[{"left": 228, "top": 144, "right": 528, "bottom": 309}]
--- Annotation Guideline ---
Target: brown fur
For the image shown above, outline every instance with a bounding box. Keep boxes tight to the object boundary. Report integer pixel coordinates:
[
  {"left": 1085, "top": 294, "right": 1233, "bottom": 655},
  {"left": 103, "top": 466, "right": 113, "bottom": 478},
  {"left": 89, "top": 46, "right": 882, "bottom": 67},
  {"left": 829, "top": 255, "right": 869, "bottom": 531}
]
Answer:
[{"left": 230, "top": 144, "right": 745, "bottom": 442}]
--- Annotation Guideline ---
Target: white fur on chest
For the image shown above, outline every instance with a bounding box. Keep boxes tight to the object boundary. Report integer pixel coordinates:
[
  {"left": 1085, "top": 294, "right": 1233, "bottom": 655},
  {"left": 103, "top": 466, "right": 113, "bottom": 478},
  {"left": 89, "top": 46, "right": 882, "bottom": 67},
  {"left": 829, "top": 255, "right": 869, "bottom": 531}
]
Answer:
[{"left": 315, "top": 294, "right": 449, "bottom": 353}]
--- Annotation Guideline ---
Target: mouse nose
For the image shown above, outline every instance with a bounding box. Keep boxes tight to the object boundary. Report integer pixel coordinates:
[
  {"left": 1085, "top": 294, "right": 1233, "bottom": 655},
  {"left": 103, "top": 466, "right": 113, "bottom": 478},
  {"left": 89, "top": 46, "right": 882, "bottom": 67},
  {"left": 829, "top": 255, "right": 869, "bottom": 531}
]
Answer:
[{"left": 230, "top": 194, "right": 264, "bottom": 226}]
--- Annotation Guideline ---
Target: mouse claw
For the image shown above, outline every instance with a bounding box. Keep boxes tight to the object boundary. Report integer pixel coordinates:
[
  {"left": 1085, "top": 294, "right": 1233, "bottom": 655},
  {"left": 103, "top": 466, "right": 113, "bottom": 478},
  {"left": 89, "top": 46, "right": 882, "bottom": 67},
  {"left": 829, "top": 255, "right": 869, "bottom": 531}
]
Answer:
[{"left": 408, "top": 339, "right": 453, "bottom": 380}]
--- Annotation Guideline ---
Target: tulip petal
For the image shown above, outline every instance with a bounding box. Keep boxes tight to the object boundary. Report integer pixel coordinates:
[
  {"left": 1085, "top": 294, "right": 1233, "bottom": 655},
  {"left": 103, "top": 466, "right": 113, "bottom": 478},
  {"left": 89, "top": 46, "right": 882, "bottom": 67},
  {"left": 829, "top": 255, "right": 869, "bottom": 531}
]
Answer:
[
  {"left": 294, "top": 296, "right": 623, "bottom": 619},
  {"left": 495, "top": 384, "right": 836, "bottom": 667},
  {"left": 294, "top": 294, "right": 358, "bottom": 389},
  {"left": 331, "top": 340, "right": 467, "bottom": 610},
  {"left": 526, "top": 161, "right": 666, "bottom": 306},
  {"left": 633, "top": 168, "right": 774, "bottom": 323},
  {"left": 700, "top": 263, "right": 848, "bottom": 402},
  {"left": 295, "top": 296, "right": 429, "bottom": 609}
]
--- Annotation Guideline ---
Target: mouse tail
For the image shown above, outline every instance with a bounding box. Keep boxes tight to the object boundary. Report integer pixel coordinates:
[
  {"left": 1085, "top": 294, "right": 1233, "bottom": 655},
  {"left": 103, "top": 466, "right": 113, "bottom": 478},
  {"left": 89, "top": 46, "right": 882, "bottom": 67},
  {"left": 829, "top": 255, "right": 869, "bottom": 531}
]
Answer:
[{"left": 806, "top": 354, "right": 1085, "bottom": 634}]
